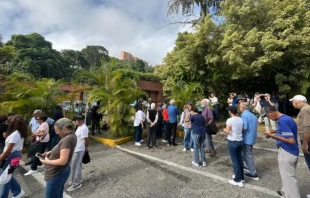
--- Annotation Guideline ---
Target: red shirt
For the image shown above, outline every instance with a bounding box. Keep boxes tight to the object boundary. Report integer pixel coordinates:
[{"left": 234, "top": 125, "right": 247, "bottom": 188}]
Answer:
[{"left": 162, "top": 109, "right": 169, "bottom": 121}]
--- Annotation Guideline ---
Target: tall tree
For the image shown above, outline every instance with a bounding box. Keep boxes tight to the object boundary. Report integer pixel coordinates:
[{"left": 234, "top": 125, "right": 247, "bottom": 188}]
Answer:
[
  {"left": 0, "top": 45, "right": 16, "bottom": 75},
  {"left": 61, "top": 49, "right": 90, "bottom": 69},
  {"left": 81, "top": 45, "right": 109, "bottom": 68}
]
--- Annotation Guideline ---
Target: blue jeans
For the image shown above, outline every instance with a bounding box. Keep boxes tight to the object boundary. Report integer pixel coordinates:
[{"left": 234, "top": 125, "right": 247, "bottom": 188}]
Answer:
[
  {"left": 205, "top": 134, "right": 215, "bottom": 151},
  {"left": 163, "top": 121, "right": 168, "bottom": 140},
  {"left": 135, "top": 124, "right": 142, "bottom": 143},
  {"left": 228, "top": 140, "right": 244, "bottom": 182},
  {"left": 300, "top": 140, "right": 310, "bottom": 170},
  {"left": 1, "top": 151, "right": 22, "bottom": 198},
  {"left": 243, "top": 144, "right": 257, "bottom": 175},
  {"left": 193, "top": 133, "right": 206, "bottom": 164},
  {"left": 45, "top": 166, "right": 71, "bottom": 198},
  {"left": 183, "top": 128, "right": 193, "bottom": 149}
]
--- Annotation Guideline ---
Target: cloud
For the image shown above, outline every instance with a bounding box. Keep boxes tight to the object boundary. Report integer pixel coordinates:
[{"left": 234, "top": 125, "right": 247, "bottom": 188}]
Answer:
[{"left": 0, "top": 0, "right": 188, "bottom": 65}]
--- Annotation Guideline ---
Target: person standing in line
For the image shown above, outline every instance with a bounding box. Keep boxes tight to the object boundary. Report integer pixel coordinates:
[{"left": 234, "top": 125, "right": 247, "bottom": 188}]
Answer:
[
  {"left": 252, "top": 92, "right": 263, "bottom": 124},
  {"left": 182, "top": 102, "right": 193, "bottom": 152},
  {"left": 40, "top": 118, "right": 77, "bottom": 198},
  {"left": 201, "top": 99, "right": 216, "bottom": 156},
  {"left": 156, "top": 103, "right": 164, "bottom": 139},
  {"left": 263, "top": 106, "right": 301, "bottom": 198},
  {"left": 167, "top": 100, "right": 179, "bottom": 146},
  {"left": 146, "top": 103, "right": 158, "bottom": 149},
  {"left": 25, "top": 114, "right": 50, "bottom": 176},
  {"left": 224, "top": 106, "right": 244, "bottom": 187},
  {"left": 239, "top": 103, "right": 259, "bottom": 180},
  {"left": 162, "top": 105, "right": 169, "bottom": 143},
  {"left": 227, "top": 93, "right": 234, "bottom": 107},
  {"left": 29, "top": 110, "right": 42, "bottom": 134},
  {"left": 0, "top": 115, "right": 27, "bottom": 198},
  {"left": 290, "top": 95, "right": 310, "bottom": 198},
  {"left": 209, "top": 93, "right": 220, "bottom": 122},
  {"left": 257, "top": 93, "right": 276, "bottom": 132},
  {"left": 186, "top": 107, "right": 207, "bottom": 167},
  {"left": 134, "top": 105, "right": 145, "bottom": 146},
  {"left": 67, "top": 115, "right": 89, "bottom": 192}
]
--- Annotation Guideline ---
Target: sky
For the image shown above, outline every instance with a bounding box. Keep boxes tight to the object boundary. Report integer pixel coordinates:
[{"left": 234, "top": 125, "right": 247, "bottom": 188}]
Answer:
[{"left": 0, "top": 0, "right": 193, "bottom": 65}]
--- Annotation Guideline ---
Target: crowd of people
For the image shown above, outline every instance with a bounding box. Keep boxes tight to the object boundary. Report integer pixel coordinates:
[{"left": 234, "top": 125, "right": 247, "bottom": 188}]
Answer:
[
  {"left": 0, "top": 105, "right": 90, "bottom": 198},
  {"left": 133, "top": 93, "right": 310, "bottom": 198}
]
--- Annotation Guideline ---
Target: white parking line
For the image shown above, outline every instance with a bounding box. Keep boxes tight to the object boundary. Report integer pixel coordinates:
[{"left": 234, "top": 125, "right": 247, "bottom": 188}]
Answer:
[
  {"left": 116, "top": 145, "right": 279, "bottom": 197},
  {"left": 20, "top": 160, "right": 72, "bottom": 198},
  {"left": 213, "top": 140, "right": 305, "bottom": 157}
]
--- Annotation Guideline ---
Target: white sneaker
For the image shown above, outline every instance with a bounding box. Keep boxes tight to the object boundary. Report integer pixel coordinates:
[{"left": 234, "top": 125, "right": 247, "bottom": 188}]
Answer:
[
  {"left": 139, "top": 140, "right": 144, "bottom": 143},
  {"left": 162, "top": 139, "right": 168, "bottom": 143},
  {"left": 69, "top": 180, "right": 83, "bottom": 186},
  {"left": 192, "top": 161, "right": 199, "bottom": 167},
  {"left": 24, "top": 170, "right": 38, "bottom": 176},
  {"left": 13, "top": 190, "right": 25, "bottom": 198},
  {"left": 190, "top": 148, "right": 194, "bottom": 152},
  {"left": 67, "top": 184, "right": 82, "bottom": 192},
  {"left": 183, "top": 148, "right": 187, "bottom": 152},
  {"left": 202, "top": 161, "right": 207, "bottom": 167},
  {"left": 229, "top": 179, "right": 244, "bottom": 187},
  {"left": 232, "top": 175, "right": 245, "bottom": 182},
  {"left": 135, "top": 142, "right": 141, "bottom": 146},
  {"left": 38, "top": 165, "right": 44, "bottom": 171},
  {"left": 307, "top": 194, "right": 310, "bottom": 198}
]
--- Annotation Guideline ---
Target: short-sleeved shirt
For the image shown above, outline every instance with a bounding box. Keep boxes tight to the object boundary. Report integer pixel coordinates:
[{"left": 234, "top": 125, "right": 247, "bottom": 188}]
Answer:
[
  {"left": 297, "top": 104, "right": 310, "bottom": 140},
  {"left": 29, "top": 117, "right": 40, "bottom": 133},
  {"left": 4, "top": 130, "right": 24, "bottom": 153},
  {"left": 75, "top": 124, "right": 89, "bottom": 152},
  {"left": 44, "top": 132, "right": 77, "bottom": 180},
  {"left": 276, "top": 115, "right": 299, "bottom": 156},
  {"left": 190, "top": 114, "right": 206, "bottom": 135},
  {"left": 241, "top": 110, "right": 258, "bottom": 145},
  {"left": 134, "top": 110, "right": 145, "bottom": 126},
  {"left": 36, "top": 122, "right": 50, "bottom": 143},
  {"left": 226, "top": 117, "right": 243, "bottom": 141}
]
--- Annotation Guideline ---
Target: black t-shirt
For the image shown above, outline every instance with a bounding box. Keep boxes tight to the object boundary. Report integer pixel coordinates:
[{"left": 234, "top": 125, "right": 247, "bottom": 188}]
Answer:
[{"left": 0, "top": 123, "right": 8, "bottom": 143}]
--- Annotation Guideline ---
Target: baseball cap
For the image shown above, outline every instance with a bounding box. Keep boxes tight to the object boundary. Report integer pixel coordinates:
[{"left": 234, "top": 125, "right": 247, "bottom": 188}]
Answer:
[
  {"left": 289, "top": 95, "right": 307, "bottom": 102},
  {"left": 188, "top": 101, "right": 193, "bottom": 105},
  {"left": 74, "top": 114, "right": 85, "bottom": 120}
]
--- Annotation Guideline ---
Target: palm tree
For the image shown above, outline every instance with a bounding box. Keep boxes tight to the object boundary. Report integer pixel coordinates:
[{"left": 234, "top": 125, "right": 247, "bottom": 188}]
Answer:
[
  {"left": 167, "top": 0, "right": 224, "bottom": 23},
  {"left": 76, "top": 60, "right": 146, "bottom": 137}
]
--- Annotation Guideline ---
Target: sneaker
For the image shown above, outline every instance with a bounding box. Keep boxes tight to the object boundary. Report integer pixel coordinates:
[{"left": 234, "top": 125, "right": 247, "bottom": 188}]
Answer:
[
  {"left": 306, "top": 194, "right": 310, "bottom": 198},
  {"left": 172, "top": 143, "right": 178, "bottom": 146},
  {"left": 162, "top": 139, "right": 168, "bottom": 143},
  {"left": 232, "top": 175, "right": 245, "bottom": 182},
  {"left": 205, "top": 149, "right": 213, "bottom": 153},
  {"left": 192, "top": 161, "right": 199, "bottom": 167},
  {"left": 208, "top": 151, "right": 216, "bottom": 156},
  {"left": 243, "top": 167, "right": 250, "bottom": 173},
  {"left": 190, "top": 148, "right": 194, "bottom": 152},
  {"left": 244, "top": 173, "right": 260, "bottom": 181},
  {"left": 140, "top": 140, "right": 144, "bottom": 143},
  {"left": 152, "top": 146, "right": 156, "bottom": 149},
  {"left": 67, "top": 184, "right": 82, "bottom": 192},
  {"left": 13, "top": 190, "right": 25, "bottom": 198},
  {"left": 135, "top": 142, "right": 141, "bottom": 146},
  {"left": 228, "top": 179, "right": 244, "bottom": 187},
  {"left": 202, "top": 161, "right": 207, "bottom": 167},
  {"left": 24, "top": 170, "right": 38, "bottom": 176},
  {"left": 277, "top": 191, "right": 284, "bottom": 198},
  {"left": 69, "top": 180, "right": 83, "bottom": 186},
  {"left": 183, "top": 148, "right": 187, "bottom": 152},
  {"left": 145, "top": 146, "right": 150, "bottom": 149}
]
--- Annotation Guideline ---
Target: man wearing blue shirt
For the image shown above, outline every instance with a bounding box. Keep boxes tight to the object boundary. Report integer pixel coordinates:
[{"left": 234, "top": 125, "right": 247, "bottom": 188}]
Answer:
[
  {"left": 239, "top": 103, "right": 259, "bottom": 180},
  {"left": 263, "top": 106, "right": 300, "bottom": 198},
  {"left": 167, "top": 100, "right": 179, "bottom": 146}
]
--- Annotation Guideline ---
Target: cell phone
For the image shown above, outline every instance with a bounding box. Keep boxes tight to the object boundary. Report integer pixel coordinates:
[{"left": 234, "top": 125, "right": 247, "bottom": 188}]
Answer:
[{"left": 35, "top": 152, "right": 44, "bottom": 159}]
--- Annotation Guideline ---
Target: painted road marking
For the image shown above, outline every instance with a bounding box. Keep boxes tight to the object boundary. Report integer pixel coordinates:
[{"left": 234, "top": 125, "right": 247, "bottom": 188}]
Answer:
[
  {"left": 213, "top": 140, "right": 305, "bottom": 157},
  {"left": 116, "top": 145, "right": 279, "bottom": 197},
  {"left": 20, "top": 160, "right": 72, "bottom": 198}
]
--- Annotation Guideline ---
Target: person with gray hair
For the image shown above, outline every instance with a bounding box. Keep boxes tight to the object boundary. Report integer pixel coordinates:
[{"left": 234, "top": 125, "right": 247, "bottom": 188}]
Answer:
[
  {"left": 29, "top": 110, "right": 42, "bottom": 133},
  {"left": 239, "top": 102, "right": 259, "bottom": 180},
  {"left": 146, "top": 103, "right": 158, "bottom": 149},
  {"left": 201, "top": 99, "right": 216, "bottom": 156},
  {"left": 167, "top": 99, "right": 179, "bottom": 146},
  {"left": 40, "top": 118, "right": 77, "bottom": 198}
]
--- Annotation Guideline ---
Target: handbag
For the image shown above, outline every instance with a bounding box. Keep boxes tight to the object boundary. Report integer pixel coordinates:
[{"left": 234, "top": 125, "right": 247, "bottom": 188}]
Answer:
[
  {"left": 0, "top": 165, "right": 12, "bottom": 185},
  {"left": 27, "top": 132, "right": 48, "bottom": 158},
  {"left": 206, "top": 123, "right": 218, "bottom": 135},
  {"left": 82, "top": 151, "right": 90, "bottom": 164}
]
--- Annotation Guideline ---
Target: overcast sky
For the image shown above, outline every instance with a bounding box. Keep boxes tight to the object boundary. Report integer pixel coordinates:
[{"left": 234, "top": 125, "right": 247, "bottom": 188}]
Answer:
[{"left": 0, "top": 0, "right": 193, "bottom": 65}]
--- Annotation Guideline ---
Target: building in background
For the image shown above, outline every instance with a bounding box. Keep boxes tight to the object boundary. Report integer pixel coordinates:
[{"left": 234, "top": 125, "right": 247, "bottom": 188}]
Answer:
[{"left": 120, "top": 51, "right": 148, "bottom": 65}]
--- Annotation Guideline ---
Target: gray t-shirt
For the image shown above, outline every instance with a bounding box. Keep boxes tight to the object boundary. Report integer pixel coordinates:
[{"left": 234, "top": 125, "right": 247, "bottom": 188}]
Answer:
[{"left": 44, "top": 132, "right": 77, "bottom": 180}]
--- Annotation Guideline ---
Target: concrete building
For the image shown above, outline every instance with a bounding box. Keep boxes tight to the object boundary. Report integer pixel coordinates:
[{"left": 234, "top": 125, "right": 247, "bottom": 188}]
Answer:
[{"left": 120, "top": 51, "right": 148, "bottom": 65}]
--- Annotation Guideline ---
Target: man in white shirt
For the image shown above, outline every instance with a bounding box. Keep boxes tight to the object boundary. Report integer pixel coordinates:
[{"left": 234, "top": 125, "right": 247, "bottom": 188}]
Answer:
[
  {"left": 29, "top": 110, "right": 42, "bottom": 133},
  {"left": 210, "top": 93, "right": 220, "bottom": 122},
  {"left": 67, "top": 115, "right": 89, "bottom": 192}
]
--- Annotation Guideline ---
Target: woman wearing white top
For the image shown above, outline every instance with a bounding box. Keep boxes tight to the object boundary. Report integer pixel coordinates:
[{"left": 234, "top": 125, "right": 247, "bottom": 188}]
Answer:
[
  {"left": 134, "top": 105, "right": 145, "bottom": 146},
  {"left": 25, "top": 114, "right": 50, "bottom": 176},
  {"left": 224, "top": 106, "right": 244, "bottom": 187},
  {"left": 0, "top": 115, "right": 27, "bottom": 198}
]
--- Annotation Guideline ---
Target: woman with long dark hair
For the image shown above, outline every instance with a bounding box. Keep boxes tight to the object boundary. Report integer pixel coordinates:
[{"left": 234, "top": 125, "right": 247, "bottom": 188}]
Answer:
[{"left": 0, "top": 115, "right": 27, "bottom": 198}]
